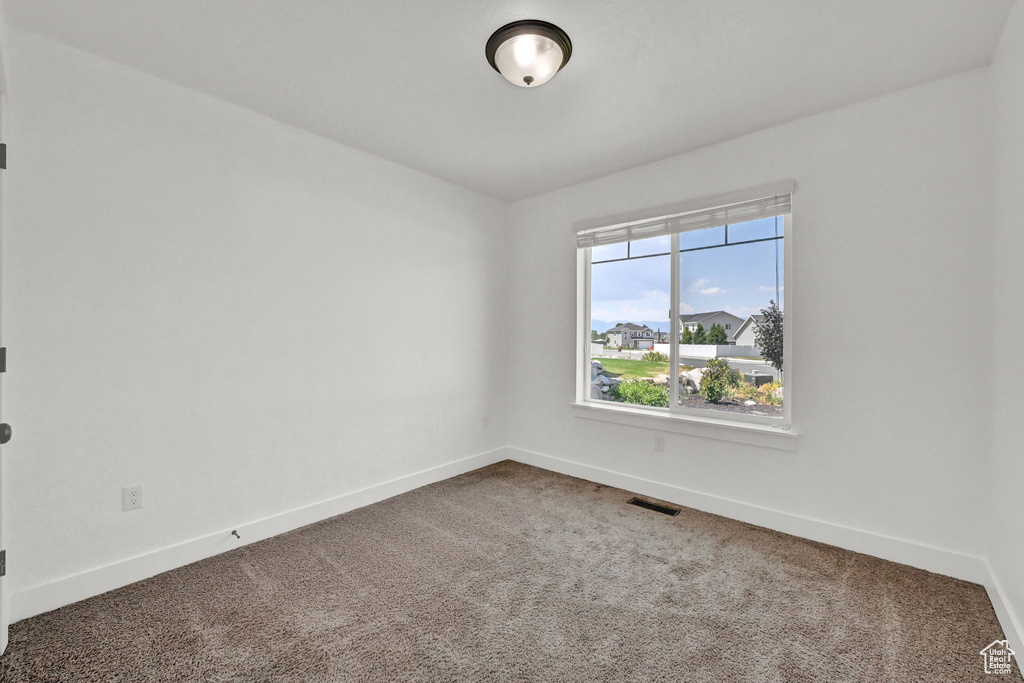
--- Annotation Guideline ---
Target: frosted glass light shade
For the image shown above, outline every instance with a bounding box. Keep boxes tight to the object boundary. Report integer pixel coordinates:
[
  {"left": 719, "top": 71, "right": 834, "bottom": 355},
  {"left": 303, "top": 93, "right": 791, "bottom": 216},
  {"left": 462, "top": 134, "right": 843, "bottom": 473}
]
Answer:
[
  {"left": 486, "top": 20, "right": 572, "bottom": 88},
  {"left": 493, "top": 34, "right": 563, "bottom": 87}
]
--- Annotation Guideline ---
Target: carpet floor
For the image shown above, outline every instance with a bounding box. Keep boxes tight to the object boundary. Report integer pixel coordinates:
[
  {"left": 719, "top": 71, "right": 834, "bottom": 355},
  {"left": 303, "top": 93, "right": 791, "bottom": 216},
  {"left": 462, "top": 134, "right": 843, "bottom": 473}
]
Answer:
[{"left": 0, "top": 461, "right": 1018, "bottom": 682}]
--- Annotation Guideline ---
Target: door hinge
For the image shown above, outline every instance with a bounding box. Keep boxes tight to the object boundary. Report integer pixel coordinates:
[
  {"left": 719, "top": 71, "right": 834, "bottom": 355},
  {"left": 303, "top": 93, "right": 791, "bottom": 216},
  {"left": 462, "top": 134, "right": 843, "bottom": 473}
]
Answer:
[
  {"left": 0, "top": 550, "right": 6, "bottom": 577},
  {"left": 0, "top": 347, "right": 6, "bottom": 372},
  {"left": 0, "top": 143, "right": 6, "bottom": 170}
]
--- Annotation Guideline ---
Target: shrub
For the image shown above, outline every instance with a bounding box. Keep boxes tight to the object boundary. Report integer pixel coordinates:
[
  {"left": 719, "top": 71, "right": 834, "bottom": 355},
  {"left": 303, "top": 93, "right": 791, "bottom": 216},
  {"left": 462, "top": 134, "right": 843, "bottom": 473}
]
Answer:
[
  {"left": 754, "top": 300, "right": 784, "bottom": 372},
  {"left": 706, "top": 323, "right": 728, "bottom": 345},
  {"left": 692, "top": 323, "right": 707, "bottom": 345},
  {"left": 642, "top": 350, "right": 670, "bottom": 362},
  {"left": 680, "top": 326, "right": 693, "bottom": 344},
  {"left": 725, "top": 367, "right": 745, "bottom": 387},
  {"left": 699, "top": 358, "right": 731, "bottom": 403},
  {"left": 758, "top": 380, "right": 783, "bottom": 406},
  {"left": 731, "top": 382, "right": 760, "bottom": 401},
  {"left": 612, "top": 379, "right": 670, "bottom": 407}
]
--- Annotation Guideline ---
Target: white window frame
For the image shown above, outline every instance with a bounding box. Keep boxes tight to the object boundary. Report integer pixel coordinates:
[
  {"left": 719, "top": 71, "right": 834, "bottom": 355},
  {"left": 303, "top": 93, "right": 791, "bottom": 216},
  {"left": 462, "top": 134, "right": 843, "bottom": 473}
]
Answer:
[{"left": 573, "top": 183, "right": 796, "bottom": 448}]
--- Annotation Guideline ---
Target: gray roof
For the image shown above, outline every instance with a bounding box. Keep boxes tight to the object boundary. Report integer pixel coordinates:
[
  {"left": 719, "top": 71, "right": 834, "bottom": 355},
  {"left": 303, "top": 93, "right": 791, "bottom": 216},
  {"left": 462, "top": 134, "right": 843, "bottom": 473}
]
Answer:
[
  {"left": 734, "top": 314, "right": 766, "bottom": 336},
  {"left": 677, "top": 311, "right": 744, "bottom": 324},
  {"left": 606, "top": 322, "right": 652, "bottom": 332}
]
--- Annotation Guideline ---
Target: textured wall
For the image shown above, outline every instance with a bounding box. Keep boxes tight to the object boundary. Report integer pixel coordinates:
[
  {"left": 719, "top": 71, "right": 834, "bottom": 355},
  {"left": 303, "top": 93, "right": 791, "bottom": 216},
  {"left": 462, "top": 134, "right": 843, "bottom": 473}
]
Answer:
[
  {"left": 507, "top": 69, "right": 991, "bottom": 559},
  {"left": 989, "top": 0, "right": 1024, "bottom": 650},
  {"left": 2, "top": 29, "right": 508, "bottom": 596}
]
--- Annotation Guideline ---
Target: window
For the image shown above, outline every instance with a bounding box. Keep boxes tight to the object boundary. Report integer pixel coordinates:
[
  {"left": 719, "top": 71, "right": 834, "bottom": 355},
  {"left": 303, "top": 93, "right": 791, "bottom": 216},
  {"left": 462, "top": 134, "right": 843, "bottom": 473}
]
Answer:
[{"left": 578, "top": 189, "right": 791, "bottom": 428}]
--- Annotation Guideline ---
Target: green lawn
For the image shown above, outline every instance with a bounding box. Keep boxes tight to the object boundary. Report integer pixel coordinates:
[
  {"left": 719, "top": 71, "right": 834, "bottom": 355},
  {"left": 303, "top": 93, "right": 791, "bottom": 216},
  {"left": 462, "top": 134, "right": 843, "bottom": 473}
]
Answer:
[{"left": 597, "top": 358, "right": 693, "bottom": 379}]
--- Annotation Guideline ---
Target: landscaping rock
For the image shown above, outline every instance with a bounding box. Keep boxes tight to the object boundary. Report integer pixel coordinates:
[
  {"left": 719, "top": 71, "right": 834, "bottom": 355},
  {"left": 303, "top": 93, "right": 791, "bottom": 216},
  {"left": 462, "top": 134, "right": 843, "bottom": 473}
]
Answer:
[
  {"left": 744, "top": 400, "right": 757, "bottom": 406},
  {"left": 653, "top": 374, "right": 670, "bottom": 386},
  {"left": 601, "top": 385, "right": 609, "bottom": 393},
  {"left": 599, "top": 375, "right": 610, "bottom": 386},
  {"left": 589, "top": 384, "right": 603, "bottom": 400},
  {"left": 684, "top": 368, "right": 705, "bottom": 389},
  {"left": 591, "top": 360, "right": 603, "bottom": 371}
]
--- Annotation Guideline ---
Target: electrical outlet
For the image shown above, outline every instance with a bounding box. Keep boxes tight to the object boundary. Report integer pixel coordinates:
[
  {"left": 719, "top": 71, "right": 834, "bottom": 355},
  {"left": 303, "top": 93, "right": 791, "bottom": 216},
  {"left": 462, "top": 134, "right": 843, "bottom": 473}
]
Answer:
[
  {"left": 482, "top": 415, "right": 490, "bottom": 429},
  {"left": 122, "top": 485, "right": 143, "bottom": 511},
  {"left": 654, "top": 435, "right": 665, "bottom": 452}
]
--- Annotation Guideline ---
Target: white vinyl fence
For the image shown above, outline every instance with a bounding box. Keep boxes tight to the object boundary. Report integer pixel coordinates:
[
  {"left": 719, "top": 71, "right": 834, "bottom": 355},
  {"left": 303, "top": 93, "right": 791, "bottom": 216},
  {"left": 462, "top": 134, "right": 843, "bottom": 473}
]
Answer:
[
  {"left": 590, "top": 342, "right": 778, "bottom": 378},
  {"left": 652, "top": 344, "right": 761, "bottom": 358}
]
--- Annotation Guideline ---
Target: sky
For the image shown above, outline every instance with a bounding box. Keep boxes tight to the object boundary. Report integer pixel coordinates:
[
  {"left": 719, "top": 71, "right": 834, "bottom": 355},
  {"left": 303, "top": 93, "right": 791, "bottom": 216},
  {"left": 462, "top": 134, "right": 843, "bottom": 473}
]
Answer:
[{"left": 591, "top": 216, "right": 784, "bottom": 331}]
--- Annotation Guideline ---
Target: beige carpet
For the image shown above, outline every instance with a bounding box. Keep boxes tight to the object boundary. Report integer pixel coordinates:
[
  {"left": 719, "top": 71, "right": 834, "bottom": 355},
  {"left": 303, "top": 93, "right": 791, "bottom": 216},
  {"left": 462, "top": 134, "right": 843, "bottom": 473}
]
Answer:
[{"left": 1, "top": 461, "right": 1018, "bottom": 682}]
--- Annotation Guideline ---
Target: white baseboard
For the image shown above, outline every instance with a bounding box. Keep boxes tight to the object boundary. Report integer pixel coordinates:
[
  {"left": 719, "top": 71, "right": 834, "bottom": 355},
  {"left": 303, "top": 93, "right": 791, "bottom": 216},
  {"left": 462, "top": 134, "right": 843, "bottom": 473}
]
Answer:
[
  {"left": 984, "top": 560, "right": 1024, "bottom": 659},
  {"left": 12, "top": 444, "right": 1021, "bottom": 660},
  {"left": 507, "top": 446, "right": 1024, "bottom": 650},
  {"left": 10, "top": 447, "right": 510, "bottom": 624}
]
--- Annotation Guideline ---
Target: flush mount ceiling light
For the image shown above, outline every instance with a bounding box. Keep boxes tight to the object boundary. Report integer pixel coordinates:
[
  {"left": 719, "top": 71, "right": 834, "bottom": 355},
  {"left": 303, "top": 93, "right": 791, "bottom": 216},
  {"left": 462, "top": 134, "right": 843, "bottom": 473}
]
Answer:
[{"left": 485, "top": 20, "right": 572, "bottom": 88}]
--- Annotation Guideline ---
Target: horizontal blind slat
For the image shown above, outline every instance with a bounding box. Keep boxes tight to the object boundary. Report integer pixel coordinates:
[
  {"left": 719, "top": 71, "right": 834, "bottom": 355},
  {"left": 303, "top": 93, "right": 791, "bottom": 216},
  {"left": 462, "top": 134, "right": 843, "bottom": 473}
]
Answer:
[{"left": 576, "top": 193, "right": 790, "bottom": 249}]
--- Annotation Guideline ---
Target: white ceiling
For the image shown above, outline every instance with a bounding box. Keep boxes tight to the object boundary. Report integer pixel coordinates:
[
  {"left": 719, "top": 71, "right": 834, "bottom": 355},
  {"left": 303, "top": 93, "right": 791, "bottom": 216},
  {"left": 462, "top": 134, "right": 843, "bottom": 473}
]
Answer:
[{"left": 6, "top": 0, "right": 1016, "bottom": 201}]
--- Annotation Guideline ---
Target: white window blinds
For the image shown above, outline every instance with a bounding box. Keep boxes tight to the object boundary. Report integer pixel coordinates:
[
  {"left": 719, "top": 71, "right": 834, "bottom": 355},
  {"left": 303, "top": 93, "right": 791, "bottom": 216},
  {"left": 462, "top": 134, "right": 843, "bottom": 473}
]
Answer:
[{"left": 575, "top": 193, "right": 791, "bottom": 249}]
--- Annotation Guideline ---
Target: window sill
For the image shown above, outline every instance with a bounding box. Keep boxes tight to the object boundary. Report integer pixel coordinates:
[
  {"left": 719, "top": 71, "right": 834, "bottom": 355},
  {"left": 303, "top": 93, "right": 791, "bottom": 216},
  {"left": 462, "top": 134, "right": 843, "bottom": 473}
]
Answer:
[{"left": 570, "top": 401, "right": 798, "bottom": 451}]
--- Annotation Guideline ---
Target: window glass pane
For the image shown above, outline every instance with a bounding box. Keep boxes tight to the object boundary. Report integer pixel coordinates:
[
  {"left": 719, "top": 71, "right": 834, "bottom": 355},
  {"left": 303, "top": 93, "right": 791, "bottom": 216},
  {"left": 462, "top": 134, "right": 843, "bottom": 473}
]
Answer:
[
  {"left": 591, "top": 242, "right": 627, "bottom": 263},
  {"left": 628, "top": 234, "right": 672, "bottom": 258},
  {"left": 680, "top": 225, "right": 725, "bottom": 251},
  {"left": 727, "top": 215, "right": 784, "bottom": 244},
  {"left": 677, "top": 230, "right": 784, "bottom": 417},
  {"left": 589, "top": 235, "right": 671, "bottom": 406}
]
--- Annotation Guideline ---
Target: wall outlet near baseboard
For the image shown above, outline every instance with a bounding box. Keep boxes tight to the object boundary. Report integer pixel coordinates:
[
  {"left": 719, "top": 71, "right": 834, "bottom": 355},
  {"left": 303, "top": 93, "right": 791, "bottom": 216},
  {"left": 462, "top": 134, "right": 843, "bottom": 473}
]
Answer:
[
  {"left": 122, "top": 485, "right": 143, "bottom": 511},
  {"left": 654, "top": 435, "right": 665, "bottom": 452}
]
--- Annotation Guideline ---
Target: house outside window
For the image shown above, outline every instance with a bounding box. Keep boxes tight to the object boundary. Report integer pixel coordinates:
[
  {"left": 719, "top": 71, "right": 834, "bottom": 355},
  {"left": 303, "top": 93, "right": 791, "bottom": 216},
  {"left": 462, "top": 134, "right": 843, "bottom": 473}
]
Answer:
[{"left": 577, "top": 188, "right": 791, "bottom": 428}]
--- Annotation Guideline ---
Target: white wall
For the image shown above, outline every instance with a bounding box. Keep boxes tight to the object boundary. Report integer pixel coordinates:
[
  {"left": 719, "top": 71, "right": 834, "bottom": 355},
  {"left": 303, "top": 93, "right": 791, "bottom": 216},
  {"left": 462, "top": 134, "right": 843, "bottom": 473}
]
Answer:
[
  {"left": 1, "top": 30, "right": 508, "bottom": 602},
  {"left": 508, "top": 69, "right": 991, "bottom": 558},
  {"left": 988, "top": 0, "right": 1024, "bottom": 651},
  {"left": 1, "top": 15, "right": 1019, "bottom": 650}
]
